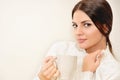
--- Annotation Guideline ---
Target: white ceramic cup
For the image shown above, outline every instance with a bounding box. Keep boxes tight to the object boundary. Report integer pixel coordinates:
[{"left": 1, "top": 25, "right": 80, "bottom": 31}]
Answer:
[{"left": 55, "top": 55, "right": 77, "bottom": 80}]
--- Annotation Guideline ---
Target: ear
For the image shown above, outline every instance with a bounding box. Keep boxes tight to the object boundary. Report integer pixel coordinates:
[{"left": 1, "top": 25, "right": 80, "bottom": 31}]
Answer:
[{"left": 103, "top": 24, "right": 109, "bottom": 34}]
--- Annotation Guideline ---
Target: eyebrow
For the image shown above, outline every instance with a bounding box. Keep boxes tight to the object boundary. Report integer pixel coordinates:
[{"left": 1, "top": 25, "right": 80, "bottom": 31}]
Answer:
[
  {"left": 81, "top": 20, "right": 91, "bottom": 23},
  {"left": 72, "top": 20, "right": 91, "bottom": 24}
]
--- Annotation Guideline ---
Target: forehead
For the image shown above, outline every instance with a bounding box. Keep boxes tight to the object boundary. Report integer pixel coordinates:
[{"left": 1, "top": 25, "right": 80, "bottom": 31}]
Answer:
[{"left": 72, "top": 10, "right": 91, "bottom": 22}]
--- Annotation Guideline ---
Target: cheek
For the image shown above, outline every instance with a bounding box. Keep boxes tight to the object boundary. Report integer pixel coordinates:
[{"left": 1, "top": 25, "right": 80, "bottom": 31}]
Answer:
[
  {"left": 73, "top": 29, "right": 78, "bottom": 38},
  {"left": 87, "top": 29, "right": 102, "bottom": 43}
]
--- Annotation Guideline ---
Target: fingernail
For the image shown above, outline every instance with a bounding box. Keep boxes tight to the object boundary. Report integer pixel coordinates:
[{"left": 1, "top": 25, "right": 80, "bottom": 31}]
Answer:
[{"left": 101, "top": 50, "right": 105, "bottom": 54}]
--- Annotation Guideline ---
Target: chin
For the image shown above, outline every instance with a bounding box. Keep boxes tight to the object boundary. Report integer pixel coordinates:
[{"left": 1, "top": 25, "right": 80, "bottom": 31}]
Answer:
[{"left": 78, "top": 44, "right": 88, "bottom": 49}]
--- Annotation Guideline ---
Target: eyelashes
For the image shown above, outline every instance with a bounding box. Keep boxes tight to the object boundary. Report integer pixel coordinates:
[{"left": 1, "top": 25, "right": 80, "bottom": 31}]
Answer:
[
  {"left": 84, "top": 23, "right": 92, "bottom": 27},
  {"left": 72, "top": 23, "right": 92, "bottom": 28},
  {"left": 72, "top": 23, "right": 78, "bottom": 28}
]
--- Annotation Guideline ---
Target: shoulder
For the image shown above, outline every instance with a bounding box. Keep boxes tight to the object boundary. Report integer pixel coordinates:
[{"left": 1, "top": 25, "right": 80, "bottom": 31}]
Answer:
[
  {"left": 96, "top": 57, "right": 120, "bottom": 79},
  {"left": 98, "top": 56, "right": 120, "bottom": 77}
]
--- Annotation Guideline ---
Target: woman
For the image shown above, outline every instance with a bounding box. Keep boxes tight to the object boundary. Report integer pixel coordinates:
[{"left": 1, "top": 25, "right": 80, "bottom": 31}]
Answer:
[{"left": 34, "top": 0, "right": 120, "bottom": 80}]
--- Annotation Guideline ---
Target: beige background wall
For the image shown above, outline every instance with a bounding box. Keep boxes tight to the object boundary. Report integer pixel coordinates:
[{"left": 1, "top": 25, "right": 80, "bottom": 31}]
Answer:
[{"left": 0, "top": 0, "right": 120, "bottom": 80}]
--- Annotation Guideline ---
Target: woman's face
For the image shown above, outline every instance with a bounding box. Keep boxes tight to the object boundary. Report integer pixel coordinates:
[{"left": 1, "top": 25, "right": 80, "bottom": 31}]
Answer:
[{"left": 72, "top": 10, "right": 105, "bottom": 50}]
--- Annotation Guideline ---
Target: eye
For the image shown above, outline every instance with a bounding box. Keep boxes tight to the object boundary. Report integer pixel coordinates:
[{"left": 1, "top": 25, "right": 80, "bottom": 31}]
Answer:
[
  {"left": 72, "top": 23, "right": 78, "bottom": 28},
  {"left": 84, "top": 23, "right": 92, "bottom": 27}
]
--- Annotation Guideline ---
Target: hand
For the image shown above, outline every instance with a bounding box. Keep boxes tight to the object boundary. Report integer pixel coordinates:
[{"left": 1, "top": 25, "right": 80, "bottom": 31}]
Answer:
[
  {"left": 82, "top": 50, "right": 103, "bottom": 72},
  {"left": 38, "top": 56, "right": 60, "bottom": 80}
]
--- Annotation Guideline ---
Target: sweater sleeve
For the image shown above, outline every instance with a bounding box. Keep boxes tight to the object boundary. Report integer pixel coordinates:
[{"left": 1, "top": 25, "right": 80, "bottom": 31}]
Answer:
[
  {"left": 80, "top": 71, "right": 94, "bottom": 80},
  {"left": 103, "top": 64, "right": 120, "bottom": 80},
  {"left": 33, "top": 76, "right": 40, "bottom": 80}
]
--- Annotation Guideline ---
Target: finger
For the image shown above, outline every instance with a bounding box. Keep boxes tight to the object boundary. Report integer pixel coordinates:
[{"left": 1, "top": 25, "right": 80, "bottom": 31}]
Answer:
[
  {"left": 47, "top": 66, "right": 57, "bottom": 78},
  {"left": 95, "top": 54, "right": 103, "bottom": 67},
  {"left": 93, "top": 50, "right": 102, "bottom": 57},
  {"left": 39, "top": 66, "right": 54, "bottom": 80},
  {"left": 95, "top": 58, "right": 100, "bottom": 67},
  {"left": 43, "top": 56, "right": 53, "bottom": 63},
  {"left": 45, "top": 56, "right": 57, "bottom": 63},
  {"left": 42, "top": 62, "right": 52, "bottom": 71},
  {"left": 95, "top": 51, "right": 104, "bottom": 61},
  {"left": 43, "top": 66, "right": 54, "bottom": 78},
  {"left": 42, "top": 57, "right": 56, "bottom": 71},
  {"left": 98, "top": 53, "right": 103, "bottom": 60},
  {"left": 53, "top": 70, "right": 60, "bottom": 77}
]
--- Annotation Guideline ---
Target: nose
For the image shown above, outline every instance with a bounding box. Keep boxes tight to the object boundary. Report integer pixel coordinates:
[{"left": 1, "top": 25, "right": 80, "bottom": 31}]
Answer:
[{"left": 75, "top": 26, "right": 84, "bottom": 36}]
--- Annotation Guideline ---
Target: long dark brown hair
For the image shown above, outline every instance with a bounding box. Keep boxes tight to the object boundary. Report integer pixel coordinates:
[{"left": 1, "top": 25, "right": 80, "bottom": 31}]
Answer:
[{"left": 72, "top": 0, "right": 113, "bottom": 55}]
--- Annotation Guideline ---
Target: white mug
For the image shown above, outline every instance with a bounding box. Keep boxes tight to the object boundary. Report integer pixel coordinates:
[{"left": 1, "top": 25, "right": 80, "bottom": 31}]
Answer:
[{"left": 55, "top": 55, "right": 77, "bottom": 80}]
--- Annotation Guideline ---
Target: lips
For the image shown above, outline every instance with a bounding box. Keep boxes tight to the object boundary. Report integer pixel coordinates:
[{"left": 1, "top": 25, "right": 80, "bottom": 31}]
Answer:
[{"left": 77, "top": 39, "right": 87, "bottom": 43}]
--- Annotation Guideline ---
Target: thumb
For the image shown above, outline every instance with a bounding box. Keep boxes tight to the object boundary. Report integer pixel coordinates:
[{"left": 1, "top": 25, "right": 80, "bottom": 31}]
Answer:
[
  {"left": 92, "top": 50, "right": 102, "bottom": 59},
  {"left": 95, "top": 53, "right": 103, "bottom": 67}
]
